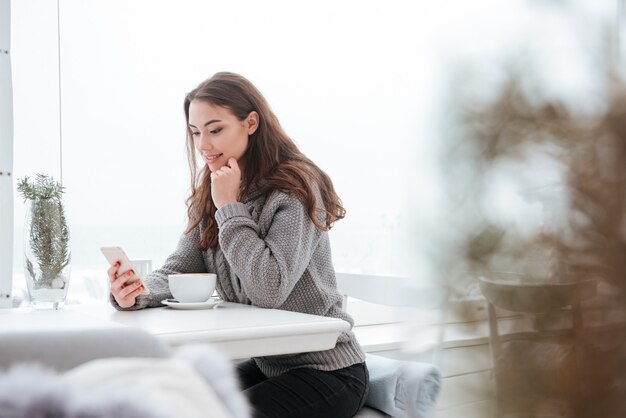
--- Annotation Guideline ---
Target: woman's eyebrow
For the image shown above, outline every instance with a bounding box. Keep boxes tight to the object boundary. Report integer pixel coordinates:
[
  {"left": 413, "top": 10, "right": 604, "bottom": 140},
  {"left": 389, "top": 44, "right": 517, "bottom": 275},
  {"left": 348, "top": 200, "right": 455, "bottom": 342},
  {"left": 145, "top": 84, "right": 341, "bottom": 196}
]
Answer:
[{"left": 188, "top": 119, "right": 222, "bottom": 129}]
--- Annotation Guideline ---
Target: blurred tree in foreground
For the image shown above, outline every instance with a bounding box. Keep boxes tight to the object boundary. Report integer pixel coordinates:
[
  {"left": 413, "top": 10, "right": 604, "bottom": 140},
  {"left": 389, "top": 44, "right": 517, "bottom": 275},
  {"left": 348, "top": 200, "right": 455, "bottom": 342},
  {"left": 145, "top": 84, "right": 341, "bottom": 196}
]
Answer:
[{"left": 438, "top": 63, "right": 626, "bottom": 417}]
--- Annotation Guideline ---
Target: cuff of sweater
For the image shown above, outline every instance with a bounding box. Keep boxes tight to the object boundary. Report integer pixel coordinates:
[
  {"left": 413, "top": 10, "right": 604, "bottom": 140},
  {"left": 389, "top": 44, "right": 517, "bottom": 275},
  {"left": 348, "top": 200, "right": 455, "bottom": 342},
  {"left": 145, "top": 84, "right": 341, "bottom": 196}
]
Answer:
[{"left": 215, "top": 202, "right": 251, "bottom": 227}]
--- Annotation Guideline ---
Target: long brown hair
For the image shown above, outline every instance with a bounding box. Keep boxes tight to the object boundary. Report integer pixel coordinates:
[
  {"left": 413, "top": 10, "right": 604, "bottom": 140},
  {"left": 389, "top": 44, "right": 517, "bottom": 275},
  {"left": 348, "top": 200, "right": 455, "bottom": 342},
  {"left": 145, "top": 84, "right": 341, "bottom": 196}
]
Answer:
[{"left": 184, "top": 72, "right": 345, "bottom": 250}]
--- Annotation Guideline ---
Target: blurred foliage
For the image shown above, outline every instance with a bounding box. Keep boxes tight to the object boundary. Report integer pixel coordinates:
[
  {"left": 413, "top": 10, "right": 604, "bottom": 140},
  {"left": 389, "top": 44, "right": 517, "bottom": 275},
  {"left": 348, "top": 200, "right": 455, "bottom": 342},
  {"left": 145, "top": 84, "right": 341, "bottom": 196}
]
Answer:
[{"left": 438, "top": 57, "right": 626, "bottom": 418}]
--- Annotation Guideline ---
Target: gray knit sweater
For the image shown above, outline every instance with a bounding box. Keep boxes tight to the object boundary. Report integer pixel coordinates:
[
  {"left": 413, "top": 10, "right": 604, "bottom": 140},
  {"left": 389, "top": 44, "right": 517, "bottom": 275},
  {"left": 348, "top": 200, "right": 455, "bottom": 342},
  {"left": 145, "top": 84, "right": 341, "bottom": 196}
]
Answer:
[{"left": 111, "top": 186, "right": 365, "bottom": 377}]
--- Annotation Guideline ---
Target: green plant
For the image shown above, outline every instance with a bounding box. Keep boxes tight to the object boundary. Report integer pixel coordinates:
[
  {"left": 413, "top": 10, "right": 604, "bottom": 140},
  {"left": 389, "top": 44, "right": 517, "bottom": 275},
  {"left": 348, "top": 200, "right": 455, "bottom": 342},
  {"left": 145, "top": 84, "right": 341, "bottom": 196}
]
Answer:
[{"left": 17, "top": 174, "right": 70, "bottom": 287}]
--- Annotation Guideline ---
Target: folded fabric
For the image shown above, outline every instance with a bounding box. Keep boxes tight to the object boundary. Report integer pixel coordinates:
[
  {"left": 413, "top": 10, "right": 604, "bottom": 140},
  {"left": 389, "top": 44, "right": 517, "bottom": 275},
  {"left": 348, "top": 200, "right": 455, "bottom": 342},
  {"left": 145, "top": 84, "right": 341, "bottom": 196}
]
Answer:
[
  {"left": 364, "top": 353, "right": 442, "bottom": 418},
  {"left": 0, "top": 344, "right": 251, "bottom": 418},
  {"left": 65, "top": 357, "right": 234, "bottom": 418},
  {"left": 0, "top": 359, "right": 234, "bottom": 418}
]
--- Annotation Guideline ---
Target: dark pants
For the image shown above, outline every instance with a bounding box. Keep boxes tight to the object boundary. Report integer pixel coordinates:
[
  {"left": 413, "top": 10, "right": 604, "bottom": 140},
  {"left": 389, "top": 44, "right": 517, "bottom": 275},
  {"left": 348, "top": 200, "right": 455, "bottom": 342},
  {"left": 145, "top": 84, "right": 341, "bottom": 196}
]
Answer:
[{"left": 236, "top": 359, "right": 369, "bottom": 418}]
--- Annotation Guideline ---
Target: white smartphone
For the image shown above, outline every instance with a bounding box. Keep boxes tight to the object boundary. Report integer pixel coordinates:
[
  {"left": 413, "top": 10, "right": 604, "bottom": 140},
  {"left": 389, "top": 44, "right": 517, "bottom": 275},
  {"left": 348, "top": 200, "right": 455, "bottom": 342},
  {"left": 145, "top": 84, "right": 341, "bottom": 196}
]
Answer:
[{"left": 101, "top": 246, "right": 150, "bottom": 295}]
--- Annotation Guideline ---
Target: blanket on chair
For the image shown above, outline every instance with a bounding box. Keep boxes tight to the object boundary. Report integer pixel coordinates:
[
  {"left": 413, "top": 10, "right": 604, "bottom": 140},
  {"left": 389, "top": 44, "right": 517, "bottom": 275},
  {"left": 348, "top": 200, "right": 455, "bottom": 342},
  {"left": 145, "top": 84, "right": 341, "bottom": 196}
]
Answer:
[{"left": 364, "top": 354, "right": 442, "bottom": 418}]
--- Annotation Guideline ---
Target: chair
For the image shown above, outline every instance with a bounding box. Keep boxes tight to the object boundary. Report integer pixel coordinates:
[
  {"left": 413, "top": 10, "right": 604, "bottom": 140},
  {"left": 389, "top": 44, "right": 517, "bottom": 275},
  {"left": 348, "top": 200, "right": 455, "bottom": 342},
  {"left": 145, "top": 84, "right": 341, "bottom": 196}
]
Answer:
[
  {"left": 336, "top": 272, "right": 443, "bottom": 418},
  {"left": 0, "top": 326, "right": 171, "bottom": 372},
  {"left": 479, "top": 275, "right": 597, "bottom": 417}
]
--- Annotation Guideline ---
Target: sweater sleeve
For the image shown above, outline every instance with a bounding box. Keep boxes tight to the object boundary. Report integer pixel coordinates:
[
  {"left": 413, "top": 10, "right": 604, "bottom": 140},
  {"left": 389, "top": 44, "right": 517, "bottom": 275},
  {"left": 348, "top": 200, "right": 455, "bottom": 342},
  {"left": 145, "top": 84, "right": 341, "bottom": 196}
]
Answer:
[
  {"left": 215, "top": 192, "right": 322, "bottom": 309},
  {"left": 110, "top": 227, "right": 207, "bottom": 311}
]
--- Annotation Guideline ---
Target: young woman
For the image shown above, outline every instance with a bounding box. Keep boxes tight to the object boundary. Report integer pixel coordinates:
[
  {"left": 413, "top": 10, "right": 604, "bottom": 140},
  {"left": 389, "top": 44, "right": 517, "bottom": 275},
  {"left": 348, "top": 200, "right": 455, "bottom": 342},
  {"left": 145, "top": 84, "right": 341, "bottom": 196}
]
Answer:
[{"left": 107, "top": 72, "right": 369, "bottom": 418}]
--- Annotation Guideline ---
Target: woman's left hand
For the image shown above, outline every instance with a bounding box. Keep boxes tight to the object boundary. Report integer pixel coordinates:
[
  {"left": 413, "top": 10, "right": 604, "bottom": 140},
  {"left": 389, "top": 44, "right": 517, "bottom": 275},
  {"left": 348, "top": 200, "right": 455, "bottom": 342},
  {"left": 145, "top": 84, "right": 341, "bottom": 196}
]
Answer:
[{"left": 210, "top": 157, "right": 241, "bottom": 208}]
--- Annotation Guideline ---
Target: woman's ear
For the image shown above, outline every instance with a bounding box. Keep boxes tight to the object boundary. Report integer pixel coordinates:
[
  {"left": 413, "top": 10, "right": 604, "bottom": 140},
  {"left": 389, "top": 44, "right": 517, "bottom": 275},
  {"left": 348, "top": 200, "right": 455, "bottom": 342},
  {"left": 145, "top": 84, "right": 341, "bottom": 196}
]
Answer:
[{"left": 246, "top": 111, "right": 259, "bottom": 135}]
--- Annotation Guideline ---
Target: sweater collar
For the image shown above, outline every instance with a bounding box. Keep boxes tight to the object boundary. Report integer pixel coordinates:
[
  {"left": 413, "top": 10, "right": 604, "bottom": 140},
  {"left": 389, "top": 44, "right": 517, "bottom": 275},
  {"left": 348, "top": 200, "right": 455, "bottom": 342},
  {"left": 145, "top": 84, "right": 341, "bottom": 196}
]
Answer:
[{"left": 240, "top": 181, "right": 267, "bottom": 203}]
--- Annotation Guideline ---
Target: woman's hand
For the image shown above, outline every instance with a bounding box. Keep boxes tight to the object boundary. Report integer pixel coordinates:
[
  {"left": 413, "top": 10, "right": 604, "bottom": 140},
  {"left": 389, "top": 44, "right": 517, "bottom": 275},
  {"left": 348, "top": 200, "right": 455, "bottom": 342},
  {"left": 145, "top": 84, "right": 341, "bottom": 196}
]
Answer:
[
  {"left": 210, "top": 157, "right": 241, "bottom": 208},
  {"left": 108, "top": 261, "right": 145, "bottom": 309}
]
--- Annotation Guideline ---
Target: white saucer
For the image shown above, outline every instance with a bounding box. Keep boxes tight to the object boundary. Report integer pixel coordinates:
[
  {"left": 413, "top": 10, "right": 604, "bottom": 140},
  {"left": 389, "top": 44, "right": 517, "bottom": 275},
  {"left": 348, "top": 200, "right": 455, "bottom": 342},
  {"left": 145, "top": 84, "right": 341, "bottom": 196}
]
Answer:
[{"left": 161, "top": 297, "right": 222, "bottom": 310}]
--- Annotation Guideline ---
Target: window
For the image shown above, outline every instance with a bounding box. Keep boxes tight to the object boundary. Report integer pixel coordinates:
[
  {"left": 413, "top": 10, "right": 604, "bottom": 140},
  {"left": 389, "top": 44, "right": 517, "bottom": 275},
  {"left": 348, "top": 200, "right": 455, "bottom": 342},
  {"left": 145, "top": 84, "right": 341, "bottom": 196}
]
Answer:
[
  {"left": 10, "top": 0, "right": 620, "bottom": 301},
  {"left": 11, "top": 0, "right": 435, "bottom": 300}
]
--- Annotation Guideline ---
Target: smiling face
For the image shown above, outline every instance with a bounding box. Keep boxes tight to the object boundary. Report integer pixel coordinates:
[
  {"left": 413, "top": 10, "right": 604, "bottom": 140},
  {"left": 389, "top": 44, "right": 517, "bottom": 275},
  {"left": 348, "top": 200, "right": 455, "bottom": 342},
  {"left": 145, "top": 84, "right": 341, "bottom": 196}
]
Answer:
[{"left": 187, "top": 100, "right": 258, "bottom": 173}]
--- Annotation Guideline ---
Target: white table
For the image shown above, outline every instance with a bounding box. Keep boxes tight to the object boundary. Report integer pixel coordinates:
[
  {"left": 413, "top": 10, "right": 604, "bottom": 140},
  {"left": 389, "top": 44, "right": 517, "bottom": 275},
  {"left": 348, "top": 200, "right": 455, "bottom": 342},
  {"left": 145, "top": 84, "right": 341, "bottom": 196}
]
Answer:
[{"left": 3, "top": 301, "right": 351, "bottom": 359}]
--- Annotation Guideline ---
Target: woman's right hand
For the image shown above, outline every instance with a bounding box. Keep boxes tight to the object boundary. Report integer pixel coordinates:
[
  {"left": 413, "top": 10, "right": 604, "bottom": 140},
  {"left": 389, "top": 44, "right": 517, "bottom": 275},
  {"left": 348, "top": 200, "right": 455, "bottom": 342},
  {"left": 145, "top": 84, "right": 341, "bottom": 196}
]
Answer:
[{"left": 107, "top": 261, "right": 145, "bottom": 308}]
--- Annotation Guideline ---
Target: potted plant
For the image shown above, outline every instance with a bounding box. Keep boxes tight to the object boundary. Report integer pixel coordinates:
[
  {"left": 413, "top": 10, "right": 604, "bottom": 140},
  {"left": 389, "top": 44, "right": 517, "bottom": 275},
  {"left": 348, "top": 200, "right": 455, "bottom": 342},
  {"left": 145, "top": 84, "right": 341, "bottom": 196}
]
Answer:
[{"left": 17, "top": 174, "right": 71, "bottom": 309}]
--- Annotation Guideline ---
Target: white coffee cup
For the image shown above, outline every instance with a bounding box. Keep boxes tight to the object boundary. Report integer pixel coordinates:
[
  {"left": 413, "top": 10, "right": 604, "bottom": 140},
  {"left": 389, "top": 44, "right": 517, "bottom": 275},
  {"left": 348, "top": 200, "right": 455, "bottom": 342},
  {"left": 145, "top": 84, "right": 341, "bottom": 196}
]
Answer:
[{"left": 167, "top": 273, "right": 217, "bottom": 303}]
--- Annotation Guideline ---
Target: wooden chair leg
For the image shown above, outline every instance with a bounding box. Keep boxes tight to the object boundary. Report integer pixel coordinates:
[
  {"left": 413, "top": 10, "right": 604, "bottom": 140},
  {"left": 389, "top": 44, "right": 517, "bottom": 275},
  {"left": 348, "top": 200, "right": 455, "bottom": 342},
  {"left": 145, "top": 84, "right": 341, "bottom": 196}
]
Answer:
[{"left": 486, "top": 302, "right": 502, "bottom": 418}]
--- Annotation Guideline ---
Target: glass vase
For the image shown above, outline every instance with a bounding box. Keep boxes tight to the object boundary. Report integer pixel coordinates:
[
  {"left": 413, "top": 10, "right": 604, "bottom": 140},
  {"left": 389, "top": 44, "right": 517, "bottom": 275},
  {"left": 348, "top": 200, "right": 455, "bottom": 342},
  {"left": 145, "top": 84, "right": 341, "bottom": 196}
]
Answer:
[{"left": 23, "top": 198, "right": 71, "bottom": 309}]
